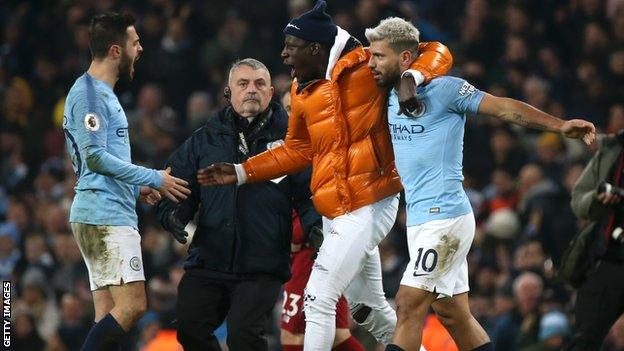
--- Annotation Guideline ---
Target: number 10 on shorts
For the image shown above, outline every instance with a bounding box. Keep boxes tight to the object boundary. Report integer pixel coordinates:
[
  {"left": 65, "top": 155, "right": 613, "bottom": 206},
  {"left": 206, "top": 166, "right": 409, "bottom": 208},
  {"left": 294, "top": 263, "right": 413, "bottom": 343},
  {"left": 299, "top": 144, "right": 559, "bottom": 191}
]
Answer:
[{"left": 413, "top": 248, "right": 438, "bottom": 276}]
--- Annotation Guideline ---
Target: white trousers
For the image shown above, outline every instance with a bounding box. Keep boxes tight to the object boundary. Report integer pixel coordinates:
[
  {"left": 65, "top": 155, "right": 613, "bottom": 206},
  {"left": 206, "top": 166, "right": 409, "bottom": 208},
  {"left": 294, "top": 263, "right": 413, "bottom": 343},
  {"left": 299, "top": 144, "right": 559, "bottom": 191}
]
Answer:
[{"left": 303, "top": 194, "right": 399, "bottom": 350}]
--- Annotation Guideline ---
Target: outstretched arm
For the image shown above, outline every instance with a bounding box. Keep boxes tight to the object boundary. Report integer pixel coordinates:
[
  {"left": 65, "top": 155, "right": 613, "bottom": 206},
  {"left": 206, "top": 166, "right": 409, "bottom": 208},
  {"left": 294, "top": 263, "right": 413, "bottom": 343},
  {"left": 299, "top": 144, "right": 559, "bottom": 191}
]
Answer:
[
  {"left": 478, "top": 93, "right": 596, "bottom": 145},
  {"left": 69, "top": 94, "right": 189, "bottom": 202},
  {"left": 198, "top": 97, "right": 313, "bottom": 186}
]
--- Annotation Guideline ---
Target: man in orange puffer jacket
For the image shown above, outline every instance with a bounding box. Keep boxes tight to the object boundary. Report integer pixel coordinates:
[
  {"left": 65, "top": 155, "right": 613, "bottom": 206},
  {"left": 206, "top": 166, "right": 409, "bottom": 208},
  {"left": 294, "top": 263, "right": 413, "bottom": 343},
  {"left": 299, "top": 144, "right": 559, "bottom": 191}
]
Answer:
[{"left": 198, "top": 1, "right": 451, "bottom": 349}]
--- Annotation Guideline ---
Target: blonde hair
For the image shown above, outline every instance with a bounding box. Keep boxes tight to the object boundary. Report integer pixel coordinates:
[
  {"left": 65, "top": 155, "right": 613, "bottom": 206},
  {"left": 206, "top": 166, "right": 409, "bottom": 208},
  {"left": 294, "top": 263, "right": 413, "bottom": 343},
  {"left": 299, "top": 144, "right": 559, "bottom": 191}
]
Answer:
[{"left": 365, "top": 17, "right": 420, "bottom": 53}]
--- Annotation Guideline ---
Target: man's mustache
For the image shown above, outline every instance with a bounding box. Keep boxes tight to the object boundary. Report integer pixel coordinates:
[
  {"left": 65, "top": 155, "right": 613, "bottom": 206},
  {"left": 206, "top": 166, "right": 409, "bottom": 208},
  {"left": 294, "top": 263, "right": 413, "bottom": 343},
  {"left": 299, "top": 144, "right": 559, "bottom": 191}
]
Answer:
[{"left": 243, "top": 96, "right": 260, "bottom": 103}]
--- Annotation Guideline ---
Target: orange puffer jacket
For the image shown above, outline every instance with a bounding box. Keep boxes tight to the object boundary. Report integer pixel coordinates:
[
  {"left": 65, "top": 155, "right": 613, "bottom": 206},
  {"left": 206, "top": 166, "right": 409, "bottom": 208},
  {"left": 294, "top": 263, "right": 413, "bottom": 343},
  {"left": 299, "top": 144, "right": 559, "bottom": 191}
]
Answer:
[{"left": 242, "top": 42, "right": 453, "bottom": 218}]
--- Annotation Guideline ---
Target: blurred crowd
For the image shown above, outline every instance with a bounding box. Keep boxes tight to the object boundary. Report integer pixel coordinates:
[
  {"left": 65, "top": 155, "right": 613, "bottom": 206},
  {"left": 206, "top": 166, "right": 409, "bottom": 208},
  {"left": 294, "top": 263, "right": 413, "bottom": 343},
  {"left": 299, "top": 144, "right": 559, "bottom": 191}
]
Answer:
[{"left": 2, "top": 0, "right": 624, "bottom": 350}]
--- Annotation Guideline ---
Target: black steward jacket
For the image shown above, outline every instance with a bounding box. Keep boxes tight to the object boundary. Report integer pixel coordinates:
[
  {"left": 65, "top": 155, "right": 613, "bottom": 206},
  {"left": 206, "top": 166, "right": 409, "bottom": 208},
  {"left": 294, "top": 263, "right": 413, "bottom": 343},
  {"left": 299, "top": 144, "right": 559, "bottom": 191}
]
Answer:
[{"left": 156, "top": 101, "right": 319, "bottom": 281}]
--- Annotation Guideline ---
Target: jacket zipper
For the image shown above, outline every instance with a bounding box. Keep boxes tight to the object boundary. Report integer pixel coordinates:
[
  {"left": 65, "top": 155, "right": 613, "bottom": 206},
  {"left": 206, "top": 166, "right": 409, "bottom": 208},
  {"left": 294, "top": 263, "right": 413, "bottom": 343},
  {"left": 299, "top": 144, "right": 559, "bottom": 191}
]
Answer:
[{"left": 230, "top": 128, "right": 240, "bottom": 273}]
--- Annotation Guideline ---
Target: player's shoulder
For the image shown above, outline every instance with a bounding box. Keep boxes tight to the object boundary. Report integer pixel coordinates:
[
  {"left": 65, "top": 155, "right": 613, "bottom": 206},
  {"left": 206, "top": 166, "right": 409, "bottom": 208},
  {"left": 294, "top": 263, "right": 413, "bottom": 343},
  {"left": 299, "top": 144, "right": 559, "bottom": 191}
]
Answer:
[
  {"left": 426, "top": 76, "right": 467, "bottom": 90},
  {"left": 67, "top": 74, "right": 112, "bottom": 107},
  {"left": 66, "top": 74, "right": 88, "bottom": 101},
  {"left": 425, "top": 76, "right": 478, "bottom": 99}
]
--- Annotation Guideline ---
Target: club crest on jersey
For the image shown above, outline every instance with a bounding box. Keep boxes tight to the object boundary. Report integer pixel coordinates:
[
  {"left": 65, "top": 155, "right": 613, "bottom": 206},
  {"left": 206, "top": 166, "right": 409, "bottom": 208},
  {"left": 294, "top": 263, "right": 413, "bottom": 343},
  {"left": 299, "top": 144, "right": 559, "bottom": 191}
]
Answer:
[
  {"left": 394, "top": 102, "right": 426, "bottom": 118},
  {"left": 267, "top": 139, "right": 285, "bottom": 150},
  {"left": 408, "top": 103, "right": 427, "bottom": 118},
  {"left": 84, "top": 113, "right": 100, "bottom": 132}
]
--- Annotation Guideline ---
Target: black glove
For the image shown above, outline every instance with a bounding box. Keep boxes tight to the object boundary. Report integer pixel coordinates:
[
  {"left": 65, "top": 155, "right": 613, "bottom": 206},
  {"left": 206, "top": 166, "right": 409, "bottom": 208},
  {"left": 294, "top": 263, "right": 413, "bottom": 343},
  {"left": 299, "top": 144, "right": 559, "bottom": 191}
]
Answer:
[
  {"left": 308, "top": 226, "right": 324, "bottom": 260},
  {"left": 398, "top": 72, "right": 425, "bottom": 117},
  {"left": 166, "top": 210, "right": 189, "bottom": 244}
]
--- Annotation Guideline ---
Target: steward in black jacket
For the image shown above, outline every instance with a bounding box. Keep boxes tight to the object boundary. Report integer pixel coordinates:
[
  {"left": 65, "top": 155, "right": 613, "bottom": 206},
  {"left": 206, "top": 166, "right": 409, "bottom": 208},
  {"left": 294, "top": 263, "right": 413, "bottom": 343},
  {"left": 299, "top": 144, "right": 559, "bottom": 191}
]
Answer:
[
  {"left": 156, "top": 59, "right": 319, "bottom": 351},
  {"left": 157, "top": 101, "right": 316, "bottom": 280}
]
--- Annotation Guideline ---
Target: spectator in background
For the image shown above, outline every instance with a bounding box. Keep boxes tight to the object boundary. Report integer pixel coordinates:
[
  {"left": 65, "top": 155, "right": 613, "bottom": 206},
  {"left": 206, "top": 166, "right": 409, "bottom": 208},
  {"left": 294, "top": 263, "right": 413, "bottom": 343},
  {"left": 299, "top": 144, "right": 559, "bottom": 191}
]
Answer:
[
  {"left": 493, "top": 272, "right": 544, "bottom": 351},
  {"left": 607, "top": 49, "right": 624, "bottom": 103},
  {"left": 16, "top": 267, "right": 60, "bottom": 339},
  {"left": 549, "top": 163, "right": 586, "bottom": 264},
  {"left": 522, "top": 310, "right": 570, "bottom": 351},
  {"left": 6, "top": 196, "right": 32, "bottom": 235},
  {"left": 128, "top": 83, "right": 181, "bottom": 166},
  {"left": 517, "top": 164, "right": 561, "bottom": 253},
  {"left": 534, "top": 132, "right": 566, "bottom": 184},
  {"left": 0, "top": 127, "right": 28, "bottom": 192},
  {"left": 606, "top": 104, "right": 624, "bottom": 133},
  {"left": 199, "top": 15, "right": 254, "bottom": 89},
  {"left": 186, "top": 91, "right": 214, "bottom": 132},
  {"left": 0, "top": 221, "right": 20, "bottom": 280},
  {"left": 49, "top": 293, "right": 90, "bottom": 351},
  {"left": 489, "top": 127, "right": 527, "bottom": 177},
  {"left": 21, "top": 233, "right": 54, "bottom": 276},
  {"left": 12, "top": 309, "right": 46, "bottom": 351},
  {"left": 483, "top": 168, "right": 519, "bottom": 217},
  {"left": 536, "top": 47, "right": 573, "bottom": 105},
  {"left": 50, "top": 232, "right": 87, "bottom": 297},
  {"left": 513, "top": 240, "right": 546, "bottom": 275}
]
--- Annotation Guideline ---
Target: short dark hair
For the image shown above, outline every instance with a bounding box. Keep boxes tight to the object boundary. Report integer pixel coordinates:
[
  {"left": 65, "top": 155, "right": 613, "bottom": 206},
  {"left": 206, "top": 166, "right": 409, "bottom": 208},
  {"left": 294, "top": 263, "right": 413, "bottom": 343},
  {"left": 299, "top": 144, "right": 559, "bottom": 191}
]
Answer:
[{"left": 88, "top": 12, "right": 136, "bottom": 59}]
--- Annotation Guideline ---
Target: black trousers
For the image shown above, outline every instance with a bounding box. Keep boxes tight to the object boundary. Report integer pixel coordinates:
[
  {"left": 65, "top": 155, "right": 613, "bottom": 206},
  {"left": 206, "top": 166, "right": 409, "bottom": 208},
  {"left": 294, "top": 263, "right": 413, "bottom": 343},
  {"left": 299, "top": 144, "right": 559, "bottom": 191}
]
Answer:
[
  {"left": 565, "top": 260, "right": 624, "bottom": 351},
  {"left": 176, "top": 269, "right": 282, "bottom": 351}
]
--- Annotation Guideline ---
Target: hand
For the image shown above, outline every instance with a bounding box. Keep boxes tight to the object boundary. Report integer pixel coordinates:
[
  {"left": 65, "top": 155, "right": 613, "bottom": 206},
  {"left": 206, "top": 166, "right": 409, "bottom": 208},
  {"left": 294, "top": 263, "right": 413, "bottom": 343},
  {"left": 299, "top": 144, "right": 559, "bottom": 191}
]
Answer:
[
  {"left": 166, "top": 209, "right": 189, "bottom": 244},
  {"left": 398, "top": 72, "right": 424, "bottom": 117},
  {"left": 597, "top": 192, "right": 621, "bottom": 205},
  {"left": 561, "top": 119, "right": 596, "bottom": 145},
  {"left": 197, "top": 163, "right": 237, "bottom": 186},
  {"left": 139, "top": 186, "right": 161, "bottom": 205},
  {"left": 158, "top": 167, "right": 191, "bottom": 203}
]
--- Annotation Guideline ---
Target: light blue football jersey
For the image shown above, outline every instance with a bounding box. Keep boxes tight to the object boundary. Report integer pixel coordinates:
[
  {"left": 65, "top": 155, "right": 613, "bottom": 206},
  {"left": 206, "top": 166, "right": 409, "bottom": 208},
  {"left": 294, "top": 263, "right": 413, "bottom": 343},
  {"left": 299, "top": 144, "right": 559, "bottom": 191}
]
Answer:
[
  {"left": 388, "top": 76, "right": 485, "bottom": 226},
  {"left": 63, "top": 73, "right": 162, "bottom": 227}
]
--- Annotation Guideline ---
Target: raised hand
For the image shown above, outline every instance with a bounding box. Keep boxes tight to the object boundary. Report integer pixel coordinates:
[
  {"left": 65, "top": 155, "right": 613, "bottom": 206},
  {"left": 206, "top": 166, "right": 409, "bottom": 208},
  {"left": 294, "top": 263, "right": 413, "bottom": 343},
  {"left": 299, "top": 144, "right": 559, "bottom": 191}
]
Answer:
[
  {"left": 158, "top": 167, "right": 191, "bottom": 203},
  {"left": 561, "top": 119, "right": 596, "bottom": 145},
  {"left": 398, "top": 71, "right": 424, "bottom": 117},
  {"left": 139, "top": 186, "right": 161, "bottom": 205},
  {"left": 197, "top": 163, "right": 237, "bottom": 186}
]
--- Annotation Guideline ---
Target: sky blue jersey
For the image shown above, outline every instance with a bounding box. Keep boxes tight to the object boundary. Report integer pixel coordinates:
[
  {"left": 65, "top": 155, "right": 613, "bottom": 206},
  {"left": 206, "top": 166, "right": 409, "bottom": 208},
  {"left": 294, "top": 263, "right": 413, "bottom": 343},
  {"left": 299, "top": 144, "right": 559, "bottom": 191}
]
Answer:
[
  {"left": 62, "top": 73, "right": 162, "bottom": 227},
  {"left": 388, "top": 76, "right": 485, "bottom": 226}
]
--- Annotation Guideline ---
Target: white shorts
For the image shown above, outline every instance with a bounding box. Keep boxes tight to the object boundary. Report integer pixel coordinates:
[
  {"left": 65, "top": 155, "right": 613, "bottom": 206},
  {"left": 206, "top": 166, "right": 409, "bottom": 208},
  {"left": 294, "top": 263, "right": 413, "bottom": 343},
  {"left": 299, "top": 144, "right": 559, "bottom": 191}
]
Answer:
[
  {"left": 71, "top": 223, "right": 145, "bottom": 291},
  {"left": 400, "top": 212, "right": 475, "bottom": 297}
]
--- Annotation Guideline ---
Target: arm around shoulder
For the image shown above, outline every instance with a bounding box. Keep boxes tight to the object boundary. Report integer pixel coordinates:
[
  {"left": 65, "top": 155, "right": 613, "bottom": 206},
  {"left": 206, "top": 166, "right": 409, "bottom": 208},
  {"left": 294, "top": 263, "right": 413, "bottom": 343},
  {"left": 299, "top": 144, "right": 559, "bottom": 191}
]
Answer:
[{"left": 410, "top": 41, "right": 454, "bottom": 84}]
